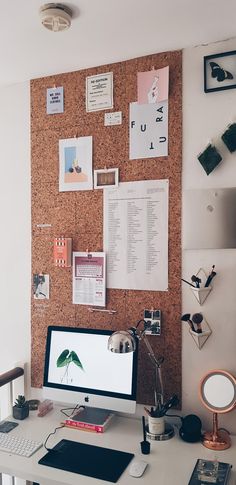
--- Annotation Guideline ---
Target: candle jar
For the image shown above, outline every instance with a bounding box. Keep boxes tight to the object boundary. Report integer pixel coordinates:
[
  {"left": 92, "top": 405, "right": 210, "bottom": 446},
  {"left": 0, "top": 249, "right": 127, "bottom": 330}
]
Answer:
[{"left": 148, "top": 415, "right": 165, "bottom": 435}]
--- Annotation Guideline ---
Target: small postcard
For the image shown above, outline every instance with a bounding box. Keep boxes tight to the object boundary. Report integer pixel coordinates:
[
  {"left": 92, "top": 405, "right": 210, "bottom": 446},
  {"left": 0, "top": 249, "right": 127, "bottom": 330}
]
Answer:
[
  {"left": 86, "top": 72, "right": 113, "bottom": 112},
  {"left": 104, "top": 111, "right": 122, "bottom": 126},
  {"left": 33, "top": 274, "right": 49, "bottom": 300},
  {"left": 137, "top": 66, "right": 169, "bottom": 104},
  {"left": 59, "top": 136, "right": 93, "bottom": 192},
  {"left": 94, "top": 168, "right": 119, "bottom": 189},
  {"left": 73, "top": 252, "right": 106, "bottom": 306},
  {"left": 46, "top": 86, "right": 64, "bottom": 114}
]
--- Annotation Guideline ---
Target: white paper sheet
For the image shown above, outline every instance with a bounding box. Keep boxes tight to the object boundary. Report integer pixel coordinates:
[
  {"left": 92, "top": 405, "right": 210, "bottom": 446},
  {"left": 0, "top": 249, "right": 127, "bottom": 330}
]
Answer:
[
  {"left": 73, "top": 252, "right": 106, "bottom": 306},
  {"left": 86, "top": 72, "right": 113, "bottom": 112},
  {"left": 104, "top": 180, "right": 169, "bottom": 291},
  {"left": 129, "top": 101, "right": 168, "bottom": 159},
  {"left": 59, "top": 136, "right": 93, "bottom": 192},
  {"left": 47, "top": 86, "right": 64, "bottom": 114}
]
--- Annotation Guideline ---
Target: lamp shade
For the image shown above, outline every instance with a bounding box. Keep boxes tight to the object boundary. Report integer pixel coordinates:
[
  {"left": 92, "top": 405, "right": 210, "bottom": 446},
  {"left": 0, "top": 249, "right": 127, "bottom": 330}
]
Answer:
[{"left": 107, "top": 330, "right": 136, "bottom": 353}]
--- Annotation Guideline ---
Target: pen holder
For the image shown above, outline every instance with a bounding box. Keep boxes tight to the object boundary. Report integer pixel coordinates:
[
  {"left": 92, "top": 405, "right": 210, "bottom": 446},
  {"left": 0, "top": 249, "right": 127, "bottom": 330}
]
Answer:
[{"left": 148, "top": 415, "right": 165, "bottom": 435}]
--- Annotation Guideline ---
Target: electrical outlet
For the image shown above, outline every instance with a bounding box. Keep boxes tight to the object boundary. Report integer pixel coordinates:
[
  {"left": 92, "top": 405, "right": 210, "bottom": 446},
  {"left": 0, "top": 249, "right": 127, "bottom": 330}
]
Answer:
[{"left": 143, "top": 309, "right": 161, "bottom": 335}]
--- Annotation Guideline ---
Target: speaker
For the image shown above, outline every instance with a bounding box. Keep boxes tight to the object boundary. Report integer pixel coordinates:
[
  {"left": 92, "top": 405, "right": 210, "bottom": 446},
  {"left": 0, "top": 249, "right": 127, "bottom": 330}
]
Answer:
[{"left": 179, "top": 414, "right": 202, "bottom": 443}]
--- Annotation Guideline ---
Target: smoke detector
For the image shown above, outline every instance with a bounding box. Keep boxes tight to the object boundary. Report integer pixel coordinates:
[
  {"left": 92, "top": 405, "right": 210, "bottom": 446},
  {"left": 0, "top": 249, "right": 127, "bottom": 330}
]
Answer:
[{"left": 39, "top": 3, "right": 73, "bottom": 32}]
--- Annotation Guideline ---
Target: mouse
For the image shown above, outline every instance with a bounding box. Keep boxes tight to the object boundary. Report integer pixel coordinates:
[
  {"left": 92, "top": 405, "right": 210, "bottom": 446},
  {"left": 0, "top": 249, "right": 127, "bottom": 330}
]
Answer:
[{"left": 129, "top": 459, "right": 148, "bottom": 478}]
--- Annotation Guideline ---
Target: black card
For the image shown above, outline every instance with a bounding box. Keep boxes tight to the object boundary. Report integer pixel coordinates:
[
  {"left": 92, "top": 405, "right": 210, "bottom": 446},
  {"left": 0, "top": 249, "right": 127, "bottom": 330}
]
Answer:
[{"left": 0, "top": 421, "right": 19, "bottom": 433}]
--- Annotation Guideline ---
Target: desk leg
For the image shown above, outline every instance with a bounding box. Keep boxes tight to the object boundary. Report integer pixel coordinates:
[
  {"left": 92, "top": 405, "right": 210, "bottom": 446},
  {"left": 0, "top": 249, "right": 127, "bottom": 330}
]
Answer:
[{"left": 0, "top": 472, "right": 2, "bottom": 485}]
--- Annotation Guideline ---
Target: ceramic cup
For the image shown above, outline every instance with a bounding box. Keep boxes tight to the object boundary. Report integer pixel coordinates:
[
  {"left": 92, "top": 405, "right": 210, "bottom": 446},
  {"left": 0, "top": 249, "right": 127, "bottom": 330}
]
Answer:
[{"left": 148, "top": 415, "right": 165, "bottom": 435}]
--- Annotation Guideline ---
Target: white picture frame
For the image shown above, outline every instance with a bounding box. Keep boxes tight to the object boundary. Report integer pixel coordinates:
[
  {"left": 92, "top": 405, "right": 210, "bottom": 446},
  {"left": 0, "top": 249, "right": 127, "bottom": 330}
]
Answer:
[{"left": 94, "top": 168, "right": 119, "bottom": 189}]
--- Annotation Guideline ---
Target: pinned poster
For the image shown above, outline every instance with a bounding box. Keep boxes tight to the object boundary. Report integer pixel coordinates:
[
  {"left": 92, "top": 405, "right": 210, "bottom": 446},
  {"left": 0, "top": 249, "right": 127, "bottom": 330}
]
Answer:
[
  {"left": 73, "top": 252, "right": 106, "bottom": 306},
  {"left": 129, "top": 100, "right": 168, "bottom": 159},
  {"left": 137, "top": 66, "right": 169, "bottom": 104},
  {"left": 47, "top": 86, "right": 64, "bottom": 114},
  {"left": 59, "top": 136, "right": 93, "bottom": 192},
  {"left": 86, "top": 72, "right": 113, "bottom": 112}
]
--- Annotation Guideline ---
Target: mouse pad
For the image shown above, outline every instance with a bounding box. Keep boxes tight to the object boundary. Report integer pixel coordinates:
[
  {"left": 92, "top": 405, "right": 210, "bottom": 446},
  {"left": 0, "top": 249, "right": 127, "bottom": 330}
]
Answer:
[{"left": 38, "top": 439, "right": 134, "bottom": 482}]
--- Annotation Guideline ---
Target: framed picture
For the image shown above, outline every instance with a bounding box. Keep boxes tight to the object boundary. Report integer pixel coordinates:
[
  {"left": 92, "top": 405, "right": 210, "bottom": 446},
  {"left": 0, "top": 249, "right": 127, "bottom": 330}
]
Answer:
[
  {"left": 94, "top": 168, "right": 119, "bottom": 189},
  {"left": 204, "top": 50, "right": 236, "bottom": 93}
]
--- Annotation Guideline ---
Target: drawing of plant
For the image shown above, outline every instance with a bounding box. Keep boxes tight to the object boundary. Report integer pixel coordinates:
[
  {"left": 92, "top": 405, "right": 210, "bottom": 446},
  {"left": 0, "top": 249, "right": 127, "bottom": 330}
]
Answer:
[{"left": 57, "top": 349, "right": 84, "bottom": 384}]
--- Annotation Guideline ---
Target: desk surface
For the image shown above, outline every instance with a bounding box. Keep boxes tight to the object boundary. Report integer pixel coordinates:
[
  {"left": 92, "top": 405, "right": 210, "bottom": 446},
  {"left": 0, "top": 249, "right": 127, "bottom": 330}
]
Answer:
[{"left": 0, "top": 405, "right": 235, "bottom": 485}]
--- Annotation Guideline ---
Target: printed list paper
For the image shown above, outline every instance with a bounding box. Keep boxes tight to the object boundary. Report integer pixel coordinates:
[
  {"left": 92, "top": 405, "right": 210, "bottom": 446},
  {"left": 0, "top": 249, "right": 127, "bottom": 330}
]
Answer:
[
  {"left": 73, "top": 252, "right": 106, "bottom": 306},
  {"left": 104, "top": 180, "right": 169, "bottom": 291}
]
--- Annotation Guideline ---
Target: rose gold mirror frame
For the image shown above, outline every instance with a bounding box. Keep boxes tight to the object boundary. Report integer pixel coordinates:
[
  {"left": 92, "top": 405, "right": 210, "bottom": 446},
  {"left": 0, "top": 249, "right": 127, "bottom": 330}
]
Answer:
[{"left": 199, "top": 369, "right": 236, "bottom": 451}]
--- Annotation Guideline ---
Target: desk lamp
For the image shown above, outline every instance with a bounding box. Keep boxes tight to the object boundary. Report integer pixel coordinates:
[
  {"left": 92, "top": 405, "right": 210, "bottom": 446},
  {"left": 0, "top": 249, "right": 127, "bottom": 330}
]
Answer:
[{"left": 108, "top": 319, "right": 174, "bottom": 440}]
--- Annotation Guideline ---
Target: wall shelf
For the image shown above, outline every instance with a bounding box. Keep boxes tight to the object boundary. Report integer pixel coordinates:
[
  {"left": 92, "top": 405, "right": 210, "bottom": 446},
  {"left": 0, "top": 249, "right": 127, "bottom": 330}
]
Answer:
[
  {"left": 190, "top": 286, "right": 212, "bottom": 305},
  {"left": 189, "top": 318, "right": 212, "bottom": 349},
  {"left": 190, "top": 268, "right": 213, "bottom": 305}
]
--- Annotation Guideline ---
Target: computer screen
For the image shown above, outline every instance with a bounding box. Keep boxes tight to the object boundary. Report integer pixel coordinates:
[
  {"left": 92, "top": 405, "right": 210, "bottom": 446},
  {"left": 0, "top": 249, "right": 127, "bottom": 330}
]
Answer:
[{"left": 43, "top": 326, "right": 138, "bottom": 414}]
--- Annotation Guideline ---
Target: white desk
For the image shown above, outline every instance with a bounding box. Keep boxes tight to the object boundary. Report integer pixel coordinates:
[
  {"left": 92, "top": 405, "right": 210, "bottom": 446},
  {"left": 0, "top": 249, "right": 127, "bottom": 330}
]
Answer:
[{"left": 0, "top": 405, "right": 235, "bottom": 485}]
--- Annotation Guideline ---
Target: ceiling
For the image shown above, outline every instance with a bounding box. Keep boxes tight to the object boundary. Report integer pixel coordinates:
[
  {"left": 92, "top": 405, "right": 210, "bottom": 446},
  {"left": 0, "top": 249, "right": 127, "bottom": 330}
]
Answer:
[{"left": 1, "top": 0, "right": 236, "bottom": 87}]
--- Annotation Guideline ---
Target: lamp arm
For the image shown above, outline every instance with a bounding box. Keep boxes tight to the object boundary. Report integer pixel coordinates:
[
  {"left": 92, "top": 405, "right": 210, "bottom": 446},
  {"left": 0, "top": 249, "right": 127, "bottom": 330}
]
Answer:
[
  {"left": 142, "top": 332, "right": 163, "bottom": 367},
  {"left": 142, "top": 333, "right": 164, "bottom": 406}
]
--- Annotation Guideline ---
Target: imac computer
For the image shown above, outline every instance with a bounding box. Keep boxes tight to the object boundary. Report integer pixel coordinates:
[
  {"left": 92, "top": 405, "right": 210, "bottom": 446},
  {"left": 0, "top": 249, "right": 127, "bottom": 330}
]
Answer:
[{"left": 43, "top": 326, "right": 138, "bottom": 414}]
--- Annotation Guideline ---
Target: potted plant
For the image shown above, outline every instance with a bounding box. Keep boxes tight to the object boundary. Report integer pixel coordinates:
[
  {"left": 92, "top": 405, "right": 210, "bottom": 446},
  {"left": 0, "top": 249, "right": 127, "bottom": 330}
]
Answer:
[{"left": 13, "top": 395, "right": 29, "bottom": 420}]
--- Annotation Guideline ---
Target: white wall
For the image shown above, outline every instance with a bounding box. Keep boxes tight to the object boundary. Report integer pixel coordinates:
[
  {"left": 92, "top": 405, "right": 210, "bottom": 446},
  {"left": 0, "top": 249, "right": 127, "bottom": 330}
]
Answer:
[
  {"left": 0, "top": 37, "right": 236, "bottom": 441},
  {"left": 182, "top": 38, "right": 236, "bottom": 433},
  {"left": 0, "top": 82, "right": 31, "bottom": 413}
]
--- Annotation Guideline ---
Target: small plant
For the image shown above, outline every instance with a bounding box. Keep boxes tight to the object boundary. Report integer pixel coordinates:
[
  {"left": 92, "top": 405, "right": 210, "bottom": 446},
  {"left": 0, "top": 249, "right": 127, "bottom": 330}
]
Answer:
[
  {"left": 14, "top": 395, "right": 28, "bottom": 408},
  {"left": 13, "top": 395, "right": 29, "bottom": 420}
]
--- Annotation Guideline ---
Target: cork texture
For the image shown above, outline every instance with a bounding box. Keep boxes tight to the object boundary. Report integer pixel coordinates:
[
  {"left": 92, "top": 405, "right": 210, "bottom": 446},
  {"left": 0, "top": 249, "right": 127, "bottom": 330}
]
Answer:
[{"left": 31, "top": 50, "right": 182, "bottom": 406}]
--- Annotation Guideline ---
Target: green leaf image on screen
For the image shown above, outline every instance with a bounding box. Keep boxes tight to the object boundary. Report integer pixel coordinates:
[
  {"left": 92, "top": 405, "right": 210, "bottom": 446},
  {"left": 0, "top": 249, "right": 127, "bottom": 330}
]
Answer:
[{"left": 57, "top": 349, "right": 84, "bottom": 384}]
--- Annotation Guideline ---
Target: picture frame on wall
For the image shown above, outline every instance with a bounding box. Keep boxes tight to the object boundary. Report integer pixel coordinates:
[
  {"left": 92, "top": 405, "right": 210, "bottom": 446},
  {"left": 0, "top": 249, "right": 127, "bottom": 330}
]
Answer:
[
  {"left": 204, "top": 50, "right": 236, "bottom": 93},
  {"left": 94, "top": 168, "right": 119, "bottom": 189}
]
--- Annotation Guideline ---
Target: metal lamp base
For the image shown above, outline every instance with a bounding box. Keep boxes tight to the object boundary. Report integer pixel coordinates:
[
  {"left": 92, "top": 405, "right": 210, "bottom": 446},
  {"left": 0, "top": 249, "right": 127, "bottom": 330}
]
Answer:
[
  {"left": 202, "top": 429, "right": 231, "bottom": 451},
  {"left": 146, "top": 422, "right": 175, "bottom": 441}
]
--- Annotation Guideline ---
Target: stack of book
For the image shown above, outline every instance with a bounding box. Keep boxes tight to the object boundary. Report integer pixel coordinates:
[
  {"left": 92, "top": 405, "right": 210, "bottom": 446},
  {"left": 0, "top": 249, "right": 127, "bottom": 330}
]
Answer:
[
  {"left": 62, "top": 407, "right": 114, "bottom": 433},
  {"left": 188, "top": 459, "right": 232, "bottom": 485}
]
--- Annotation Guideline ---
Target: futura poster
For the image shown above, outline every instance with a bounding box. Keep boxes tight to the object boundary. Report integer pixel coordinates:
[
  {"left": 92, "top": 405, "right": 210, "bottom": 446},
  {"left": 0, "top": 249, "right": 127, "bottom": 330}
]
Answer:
[{"left": 129, "top": 100, "right": 168, "bottom": 159}]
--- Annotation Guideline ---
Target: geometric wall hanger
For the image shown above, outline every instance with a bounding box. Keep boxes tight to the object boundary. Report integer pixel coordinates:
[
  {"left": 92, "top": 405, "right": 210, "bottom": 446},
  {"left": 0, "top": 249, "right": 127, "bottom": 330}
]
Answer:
[
  {"left": 189, "top": 317, "right": 212, "bottom": 350},
  {"left": 190, "top": 268, "right": 213, "bottom": 305},
  {"left": 197, "top": 144, "right": 222, "bottom": 175},
  {"left": 221, "top": 123, "right": 236, "bottom": 153},
  {"left": 191, "top": 286, "right": 212, "bottom": 305}
]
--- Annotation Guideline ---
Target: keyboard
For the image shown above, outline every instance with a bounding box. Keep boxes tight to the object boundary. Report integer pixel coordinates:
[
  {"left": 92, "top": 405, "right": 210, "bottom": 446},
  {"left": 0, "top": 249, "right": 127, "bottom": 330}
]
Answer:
[{"left": 0, "top": 433, "right": 43, "bottom": 457}]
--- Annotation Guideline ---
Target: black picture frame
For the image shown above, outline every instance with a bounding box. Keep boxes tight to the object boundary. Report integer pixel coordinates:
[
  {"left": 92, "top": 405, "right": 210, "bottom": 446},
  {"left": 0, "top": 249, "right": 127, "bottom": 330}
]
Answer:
[{"left": 204, "top": 50, "right": 236, "bottom": 93}]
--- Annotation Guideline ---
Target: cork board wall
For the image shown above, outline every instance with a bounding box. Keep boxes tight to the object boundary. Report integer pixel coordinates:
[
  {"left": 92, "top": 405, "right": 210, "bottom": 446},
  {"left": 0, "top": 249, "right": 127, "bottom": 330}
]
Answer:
[{"left": 31, "top": 50, "right": 182, "bottom": 406}]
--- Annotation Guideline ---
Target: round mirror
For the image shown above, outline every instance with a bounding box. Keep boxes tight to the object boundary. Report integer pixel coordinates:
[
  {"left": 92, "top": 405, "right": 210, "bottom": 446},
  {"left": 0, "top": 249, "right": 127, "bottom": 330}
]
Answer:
[
  {"left": 200, "top": 369, "right": 236, "bottom": 413},
  {"left": 199, "top": 369, "right": 236, "bottom": 451}
]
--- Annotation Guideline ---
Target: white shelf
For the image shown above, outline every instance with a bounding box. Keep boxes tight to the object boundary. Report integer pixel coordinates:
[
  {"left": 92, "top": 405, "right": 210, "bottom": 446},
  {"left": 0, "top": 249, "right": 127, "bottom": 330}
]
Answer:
[
  {"left": 189, "top": 318, "right": 212, "bottom": 349},
  {"left": 190, "top": 286, "right": 212, "bottom": 305}
]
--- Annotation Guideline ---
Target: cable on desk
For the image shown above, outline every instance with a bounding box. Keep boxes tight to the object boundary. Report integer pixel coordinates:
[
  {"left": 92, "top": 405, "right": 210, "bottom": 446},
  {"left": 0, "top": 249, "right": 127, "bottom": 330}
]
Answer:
[
  {"left": 43, "top": 404, "right": 85, "bottom": 452},
  {"left": 44, "top": 424, "right": 65, "bottom": 452},
  {"left": 60, "top": 403, "right": 84, "bottom": 418}
]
